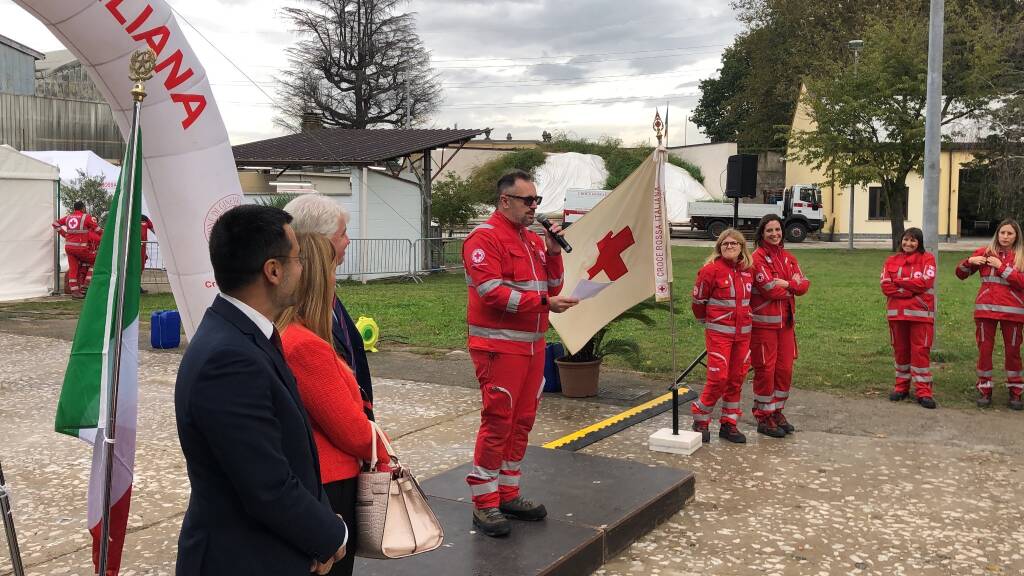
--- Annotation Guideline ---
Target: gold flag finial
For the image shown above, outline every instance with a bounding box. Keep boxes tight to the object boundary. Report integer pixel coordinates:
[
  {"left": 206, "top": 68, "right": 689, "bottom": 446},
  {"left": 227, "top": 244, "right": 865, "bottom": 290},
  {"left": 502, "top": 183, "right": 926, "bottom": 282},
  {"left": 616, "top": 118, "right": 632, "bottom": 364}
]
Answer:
[
  {"left": 129, "top": 48, "right": 157, "bottom": 103},
  {"left": 652, "top": 110, "right": 664, "bottom": 145}
]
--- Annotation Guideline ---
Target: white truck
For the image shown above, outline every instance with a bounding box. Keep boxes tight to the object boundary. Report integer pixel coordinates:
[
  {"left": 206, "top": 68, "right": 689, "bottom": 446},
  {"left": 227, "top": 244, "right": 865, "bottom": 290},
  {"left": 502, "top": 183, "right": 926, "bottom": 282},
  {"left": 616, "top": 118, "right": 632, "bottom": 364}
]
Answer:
[{"left": 687, "top": 185, "right": 825, "bottom": 243}]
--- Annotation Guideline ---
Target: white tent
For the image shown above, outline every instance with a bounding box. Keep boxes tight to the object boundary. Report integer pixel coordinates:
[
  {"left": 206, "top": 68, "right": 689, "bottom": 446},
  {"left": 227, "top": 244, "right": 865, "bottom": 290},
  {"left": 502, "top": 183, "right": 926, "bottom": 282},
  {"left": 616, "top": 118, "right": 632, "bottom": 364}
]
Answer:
[
  {"left": 534, "top": 152, "right": 712, "bottom": 223},
  {"left": 23, "top": 150, "right": 120, "bottom": 193},
  {"left": 0, "top": 145, "right": 59, "bottom": 301}
]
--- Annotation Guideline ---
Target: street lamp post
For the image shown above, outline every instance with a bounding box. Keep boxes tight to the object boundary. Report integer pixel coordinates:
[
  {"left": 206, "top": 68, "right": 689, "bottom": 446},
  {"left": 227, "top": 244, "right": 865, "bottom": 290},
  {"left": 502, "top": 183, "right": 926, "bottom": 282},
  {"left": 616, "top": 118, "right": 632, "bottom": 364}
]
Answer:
[{"left": 847, "top": 39, "right": 863, "bottom": 250}]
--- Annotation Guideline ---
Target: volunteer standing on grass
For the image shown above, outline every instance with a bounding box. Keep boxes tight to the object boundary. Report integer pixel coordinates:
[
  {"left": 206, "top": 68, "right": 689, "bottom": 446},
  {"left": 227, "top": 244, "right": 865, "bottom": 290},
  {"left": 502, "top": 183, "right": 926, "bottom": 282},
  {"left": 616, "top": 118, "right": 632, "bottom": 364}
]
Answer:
[
  {"left": 955, "top": 218, "right": 1024, "bottom": 410},
  {"left": 749, "top": 214, "right": 810, "bottom": 437},
  {"left": 880, "top": 228, "right": 938, "bottom": 409},
  {"left": 690, "top": 228, "right": 754, "bottom": 444}
]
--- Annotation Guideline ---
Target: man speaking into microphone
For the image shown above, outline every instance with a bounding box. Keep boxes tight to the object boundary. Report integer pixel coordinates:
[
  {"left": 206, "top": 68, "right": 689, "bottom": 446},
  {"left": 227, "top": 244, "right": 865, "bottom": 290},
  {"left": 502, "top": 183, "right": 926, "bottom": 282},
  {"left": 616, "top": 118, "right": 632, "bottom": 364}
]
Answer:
[{"left": 461, "top": 169, "right": 579, "bottom": 537}]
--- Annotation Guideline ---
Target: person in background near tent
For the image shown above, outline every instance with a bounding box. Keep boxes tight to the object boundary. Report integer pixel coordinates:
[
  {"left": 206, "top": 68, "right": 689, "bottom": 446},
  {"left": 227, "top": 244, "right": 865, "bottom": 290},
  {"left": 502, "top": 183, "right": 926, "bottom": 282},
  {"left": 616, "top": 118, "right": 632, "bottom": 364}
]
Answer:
[
  {"left": 83, "top": 226, "right": 103, "bottom": 295},
  {"left": 881, "top": 227, "right": 937, "bottom": 409},
  {"left": 283, "top": 195, "right": 375, "bottom": 419},
  {"left": 691, "top": 228, "right": 753, "bottom": 444},
  {"left": 140, "top": 215, "right": 155, "bottom": 294},
  {"left": 52, "top": 200, "right": 100, "bottom": 299},
  {"left": 749, "top": 214, "right": 810, "bottom": 438},
  {"left": 955, "top": 219, "right": 1024, "bottom": 410},
  {"left": 462, "top": 169, "right": 578, "bottom": 537}
]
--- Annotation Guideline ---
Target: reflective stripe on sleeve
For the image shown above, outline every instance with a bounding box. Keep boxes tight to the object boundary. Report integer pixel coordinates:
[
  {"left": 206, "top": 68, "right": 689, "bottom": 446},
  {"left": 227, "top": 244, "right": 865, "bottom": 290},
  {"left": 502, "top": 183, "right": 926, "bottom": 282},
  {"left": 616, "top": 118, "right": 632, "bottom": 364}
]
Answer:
[
  {"left": 476, "top": 278, "right": 503, "bottom": 296},
  {"left": 708, "top": 298, "right": 735, "bottom": 307},
  {"left": 975, "top": 304, "right": 1024, "bottom": 315},
  {"left": 752, "top": 314, "right": 783, "bottom": 324},
  {"left": 548, "top": 278, "right": 563, "bottom": 288},
  {"left": 904, "top": 310, "right": 934, "bottom": 319},
  {"left": 468, "top": 325, "right": 544, "bottom": 342},
  {"left": 1003, "top": 266, "right": 1014, "bottom": 279},
  {"left": 982, "top": 276, "right": 1009, "bottom": 285},
  {"left": 505, "top": 279, "right": 548, "bottom": 291},
  {"left": 506, "top": 290, "right": 521, "bottom": 313}
]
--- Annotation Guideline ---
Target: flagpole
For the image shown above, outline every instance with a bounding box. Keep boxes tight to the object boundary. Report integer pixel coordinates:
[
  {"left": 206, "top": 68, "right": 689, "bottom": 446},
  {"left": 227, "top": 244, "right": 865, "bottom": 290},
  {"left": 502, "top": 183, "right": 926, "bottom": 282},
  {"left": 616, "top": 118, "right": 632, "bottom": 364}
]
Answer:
[
  {"left": 652, "top": 111, "right": 677, "bottom": 374},
  {"left": 0, "top": 461, "right": 26, "bottom": 576},
  {"left": 97, "top": 48, "right": 154, "bottom": 576}
]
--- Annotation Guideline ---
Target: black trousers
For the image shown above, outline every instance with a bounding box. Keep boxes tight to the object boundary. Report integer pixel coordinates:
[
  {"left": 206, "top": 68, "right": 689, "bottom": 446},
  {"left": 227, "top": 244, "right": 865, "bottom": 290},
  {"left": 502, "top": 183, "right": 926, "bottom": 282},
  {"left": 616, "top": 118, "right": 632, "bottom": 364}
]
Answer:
[{"left": 324, "top": 477, "right": 358, "bottom": 576}]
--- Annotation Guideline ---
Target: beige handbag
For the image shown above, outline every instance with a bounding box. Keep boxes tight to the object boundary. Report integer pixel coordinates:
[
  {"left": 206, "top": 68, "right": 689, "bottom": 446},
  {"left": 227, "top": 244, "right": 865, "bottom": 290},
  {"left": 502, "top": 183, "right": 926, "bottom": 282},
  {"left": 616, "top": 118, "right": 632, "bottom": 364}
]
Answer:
[{"left": 355, "top": 421, "right": 444, "bottom": 559}]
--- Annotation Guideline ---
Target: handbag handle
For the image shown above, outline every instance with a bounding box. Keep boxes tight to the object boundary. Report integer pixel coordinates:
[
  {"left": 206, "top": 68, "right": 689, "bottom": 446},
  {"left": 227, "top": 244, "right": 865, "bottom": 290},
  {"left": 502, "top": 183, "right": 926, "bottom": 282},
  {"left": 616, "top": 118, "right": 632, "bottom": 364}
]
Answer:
[{"left": 368, "top": 420, "right": 398, "bottom": 470}]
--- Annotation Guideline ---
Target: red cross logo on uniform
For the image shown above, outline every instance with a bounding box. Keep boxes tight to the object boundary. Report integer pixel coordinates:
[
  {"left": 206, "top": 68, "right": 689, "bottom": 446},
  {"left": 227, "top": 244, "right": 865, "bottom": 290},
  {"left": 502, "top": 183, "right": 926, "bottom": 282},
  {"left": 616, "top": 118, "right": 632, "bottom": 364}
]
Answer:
[{"left": 587, "top": 227, "right": 636, "bottom": 281}]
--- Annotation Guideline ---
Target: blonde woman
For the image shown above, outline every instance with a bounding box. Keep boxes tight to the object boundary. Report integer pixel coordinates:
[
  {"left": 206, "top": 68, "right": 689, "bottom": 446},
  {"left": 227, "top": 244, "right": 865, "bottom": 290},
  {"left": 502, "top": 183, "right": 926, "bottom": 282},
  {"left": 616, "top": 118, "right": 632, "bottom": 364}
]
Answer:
[
  {"left": 690, "top": 228, "right": 754, "bottom": 443},
  {"left": 955, "top": 219, "right": 1024, "bottom": 410},
  {"left": 277, "top": 233, "right": 391, "bottom": 575}
]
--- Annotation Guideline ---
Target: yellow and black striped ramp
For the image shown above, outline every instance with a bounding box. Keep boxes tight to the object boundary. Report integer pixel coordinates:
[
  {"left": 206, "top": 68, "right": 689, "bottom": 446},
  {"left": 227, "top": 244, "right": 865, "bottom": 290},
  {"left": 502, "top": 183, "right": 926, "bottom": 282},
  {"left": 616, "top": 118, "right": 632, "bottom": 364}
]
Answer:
[{"left": 543, "top": 387, "right": 699, "bottom": 452}]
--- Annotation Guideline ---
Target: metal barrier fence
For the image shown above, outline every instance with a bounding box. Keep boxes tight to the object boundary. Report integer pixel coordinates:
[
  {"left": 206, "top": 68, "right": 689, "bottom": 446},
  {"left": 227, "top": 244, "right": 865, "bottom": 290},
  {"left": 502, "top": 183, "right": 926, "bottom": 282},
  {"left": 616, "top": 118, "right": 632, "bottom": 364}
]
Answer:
[{"left": 138, "top": 239, "right": 466, "bottom": 285}]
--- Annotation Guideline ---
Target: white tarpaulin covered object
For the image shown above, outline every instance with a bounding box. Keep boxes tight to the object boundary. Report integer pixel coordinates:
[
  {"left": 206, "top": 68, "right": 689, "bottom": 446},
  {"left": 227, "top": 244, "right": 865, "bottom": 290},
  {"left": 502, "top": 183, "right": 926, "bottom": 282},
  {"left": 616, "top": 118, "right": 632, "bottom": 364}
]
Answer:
[
  {"left": 0, "top": 145, "right": 59, "bottom": 301},
  {"left": 23, "top": 150, "right": 120, "bottom": 192},
  {"left": 534, "top": 152, "right": 711, "bottom": 223},
  {"left": 535, "top": 152, "right": 608, "bottom": 214}
]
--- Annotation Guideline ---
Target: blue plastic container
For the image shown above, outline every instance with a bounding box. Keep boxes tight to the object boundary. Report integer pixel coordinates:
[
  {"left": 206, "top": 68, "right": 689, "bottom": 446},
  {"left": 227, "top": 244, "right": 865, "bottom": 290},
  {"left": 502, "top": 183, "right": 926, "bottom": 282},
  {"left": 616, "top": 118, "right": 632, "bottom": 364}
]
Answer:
[
  {"left": 150, "top": 310, "right": 181, "bottom": 349},
  {"left": 543, "top": 342, "right": 565, "bottom": 393}
]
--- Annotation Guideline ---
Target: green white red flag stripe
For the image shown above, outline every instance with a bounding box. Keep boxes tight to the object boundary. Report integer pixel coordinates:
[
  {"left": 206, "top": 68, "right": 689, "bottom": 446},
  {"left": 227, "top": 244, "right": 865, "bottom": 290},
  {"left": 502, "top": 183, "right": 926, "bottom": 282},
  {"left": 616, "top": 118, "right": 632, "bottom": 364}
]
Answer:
[{"left": 54, "top": 125, "right": 142, "bottom": 576}]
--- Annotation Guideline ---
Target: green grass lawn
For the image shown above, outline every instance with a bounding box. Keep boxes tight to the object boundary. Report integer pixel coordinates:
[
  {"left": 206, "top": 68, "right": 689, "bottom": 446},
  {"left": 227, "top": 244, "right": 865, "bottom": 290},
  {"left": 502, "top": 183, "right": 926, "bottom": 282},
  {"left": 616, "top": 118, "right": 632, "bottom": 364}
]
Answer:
[{"left": 8, "top": 246, "right": 1004, "bottom": 405}]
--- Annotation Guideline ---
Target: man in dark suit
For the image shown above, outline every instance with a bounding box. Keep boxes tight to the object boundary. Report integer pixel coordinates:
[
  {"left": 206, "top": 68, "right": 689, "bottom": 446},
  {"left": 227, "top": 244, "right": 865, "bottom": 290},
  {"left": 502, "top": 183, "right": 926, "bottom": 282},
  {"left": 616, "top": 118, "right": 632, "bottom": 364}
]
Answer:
[
  {"left": 175, "top": 204, "right": 348, "bottom": 575},
  {"left": 284, "top": 195, "right": 374, "bottom": 418}
]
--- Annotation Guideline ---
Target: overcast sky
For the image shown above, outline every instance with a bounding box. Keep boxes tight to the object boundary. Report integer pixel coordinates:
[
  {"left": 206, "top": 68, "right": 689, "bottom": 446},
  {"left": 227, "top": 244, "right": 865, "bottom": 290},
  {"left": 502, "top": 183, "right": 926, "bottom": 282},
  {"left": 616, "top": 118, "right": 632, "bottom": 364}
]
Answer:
[{"left": 0, "top": 0, "right": 742, "bottom": 146}]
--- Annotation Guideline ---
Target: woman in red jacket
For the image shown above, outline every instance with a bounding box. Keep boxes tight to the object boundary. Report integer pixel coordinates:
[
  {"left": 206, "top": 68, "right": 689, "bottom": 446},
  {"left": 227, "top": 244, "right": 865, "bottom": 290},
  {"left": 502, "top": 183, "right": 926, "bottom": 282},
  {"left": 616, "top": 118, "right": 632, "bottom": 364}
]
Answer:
[
  {"left": 750, "top": 214, "right": 810, "bottom": 437},
  {"left": 955, "top": 219, "right": 1024, "bottom": 410},
  {"left": 880, "top": 227, "right": 937, "bottom": 409},
  {"left": 691, "top": 228, "right": 754, "bottom": 444},
  {"left": 277, "top": 233, "right": 391, "bottom": 575}
]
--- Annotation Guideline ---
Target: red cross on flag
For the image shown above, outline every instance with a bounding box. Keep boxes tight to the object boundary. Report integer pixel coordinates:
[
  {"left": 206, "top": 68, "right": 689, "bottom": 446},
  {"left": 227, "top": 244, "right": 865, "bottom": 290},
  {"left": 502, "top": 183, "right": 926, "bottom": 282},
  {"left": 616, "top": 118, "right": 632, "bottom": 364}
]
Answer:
[{"left": 549, "top": 147, "right": 672, "bottom": 354}]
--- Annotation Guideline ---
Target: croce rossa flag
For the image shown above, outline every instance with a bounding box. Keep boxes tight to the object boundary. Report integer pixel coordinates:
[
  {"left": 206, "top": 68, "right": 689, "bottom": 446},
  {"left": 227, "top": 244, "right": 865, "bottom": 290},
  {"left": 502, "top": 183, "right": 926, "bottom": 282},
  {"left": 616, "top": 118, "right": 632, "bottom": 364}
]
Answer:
[
  {"left": 54, "top": 126, "right": 142, "bottom": 575},
  {"left": 550, "top": 148, "right": 672, "bottom": 353}
]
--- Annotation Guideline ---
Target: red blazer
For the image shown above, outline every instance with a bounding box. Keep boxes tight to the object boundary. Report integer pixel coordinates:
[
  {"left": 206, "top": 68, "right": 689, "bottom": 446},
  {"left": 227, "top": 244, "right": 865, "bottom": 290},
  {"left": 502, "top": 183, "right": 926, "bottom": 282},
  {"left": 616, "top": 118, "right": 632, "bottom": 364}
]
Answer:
[
  {"left": 955, "top": 247, "right": 1024, "bottom": 323},
  {"left": 281, "top": 322, "right": 390, "bottom": 484},
  {"left": 750, "top": 244, "right": 810, "bottom": 329},
  {"left": 692, "top": 257, "right": 753, "bottom": 337}
]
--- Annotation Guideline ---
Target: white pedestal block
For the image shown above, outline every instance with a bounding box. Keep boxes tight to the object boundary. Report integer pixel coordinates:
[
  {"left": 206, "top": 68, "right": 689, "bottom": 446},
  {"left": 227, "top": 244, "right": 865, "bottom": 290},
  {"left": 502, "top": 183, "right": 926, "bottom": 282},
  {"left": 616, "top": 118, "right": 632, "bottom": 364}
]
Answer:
[{"left": 648, "top": 427, "right": 703, "bottom": 456}]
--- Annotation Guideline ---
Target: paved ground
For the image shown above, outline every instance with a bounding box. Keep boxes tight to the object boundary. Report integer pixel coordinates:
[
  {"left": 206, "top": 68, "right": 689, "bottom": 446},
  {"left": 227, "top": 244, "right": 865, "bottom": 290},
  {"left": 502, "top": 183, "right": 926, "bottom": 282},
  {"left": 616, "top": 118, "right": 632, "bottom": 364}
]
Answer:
[{"left": 1, "top": 318, "right": 1022, "bottom": 576}]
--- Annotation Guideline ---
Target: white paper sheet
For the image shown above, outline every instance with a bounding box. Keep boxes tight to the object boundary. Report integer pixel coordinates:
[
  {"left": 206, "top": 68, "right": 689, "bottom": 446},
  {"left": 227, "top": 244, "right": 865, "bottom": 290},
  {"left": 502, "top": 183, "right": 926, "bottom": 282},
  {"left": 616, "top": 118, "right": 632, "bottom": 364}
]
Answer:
[{"left": 570, "top": 279, "right": 612, "bottom": 301}]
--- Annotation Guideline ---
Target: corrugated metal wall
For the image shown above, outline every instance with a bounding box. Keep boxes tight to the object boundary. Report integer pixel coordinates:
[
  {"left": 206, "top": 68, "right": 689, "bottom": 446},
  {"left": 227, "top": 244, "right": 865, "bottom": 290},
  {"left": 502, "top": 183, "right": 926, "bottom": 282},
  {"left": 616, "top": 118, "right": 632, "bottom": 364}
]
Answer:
[
  {"left": 0, "top": 44, "right": 36, "bottom": 96},
  {"left": 0, "top": 93, "right": 124, "bottom": 160}
]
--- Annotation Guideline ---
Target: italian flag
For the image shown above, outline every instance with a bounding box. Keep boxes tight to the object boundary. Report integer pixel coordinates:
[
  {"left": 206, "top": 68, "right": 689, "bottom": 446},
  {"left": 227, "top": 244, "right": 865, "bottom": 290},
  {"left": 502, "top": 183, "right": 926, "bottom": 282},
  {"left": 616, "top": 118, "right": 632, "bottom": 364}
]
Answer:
[{"left": 54, "top": 126, "right": 142, "bottom": 576}]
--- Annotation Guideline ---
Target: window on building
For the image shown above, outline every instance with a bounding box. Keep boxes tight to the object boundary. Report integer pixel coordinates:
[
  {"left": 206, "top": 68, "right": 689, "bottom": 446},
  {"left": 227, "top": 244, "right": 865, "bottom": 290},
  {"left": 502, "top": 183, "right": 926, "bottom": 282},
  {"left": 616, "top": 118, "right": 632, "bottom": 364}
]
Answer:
[{"left": 868, "top": 186, "right": 909, "bottom": 220}]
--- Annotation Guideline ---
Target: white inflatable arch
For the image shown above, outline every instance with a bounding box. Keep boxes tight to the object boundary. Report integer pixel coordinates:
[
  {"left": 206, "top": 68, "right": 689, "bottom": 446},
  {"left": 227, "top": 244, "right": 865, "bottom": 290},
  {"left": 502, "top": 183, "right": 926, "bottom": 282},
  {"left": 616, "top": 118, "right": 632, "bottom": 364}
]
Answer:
[{"left": 16, "top": 0, "right": 243, "bottom": 337}]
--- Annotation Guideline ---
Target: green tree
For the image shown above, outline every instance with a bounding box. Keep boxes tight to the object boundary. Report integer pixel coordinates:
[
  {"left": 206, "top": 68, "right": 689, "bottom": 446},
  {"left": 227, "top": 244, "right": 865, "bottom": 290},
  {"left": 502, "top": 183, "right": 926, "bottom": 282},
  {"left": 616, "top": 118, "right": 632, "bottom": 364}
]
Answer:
[
  {"left": 787, "top": 1, "right": 1018, "bottom": 250},
  {"left": 972, "top": 94, "right": 1024, "bottom": 221},
  {"left": 431, "top": 173, "right": 480, "bottom": 236},
  {"left": 60, "top": 170, "right": 111, "bottom": 227}
]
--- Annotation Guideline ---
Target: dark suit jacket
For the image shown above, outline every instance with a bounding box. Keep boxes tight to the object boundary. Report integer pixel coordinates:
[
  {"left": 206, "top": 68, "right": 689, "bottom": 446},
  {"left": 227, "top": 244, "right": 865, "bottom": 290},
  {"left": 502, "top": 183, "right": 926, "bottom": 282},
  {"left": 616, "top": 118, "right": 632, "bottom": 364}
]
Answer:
[
  {"left": 331, "top": 297, "right": 374, "bottom": 419},
  {"left": 175, "top": 295, "right": 346, "bottom": 575}
]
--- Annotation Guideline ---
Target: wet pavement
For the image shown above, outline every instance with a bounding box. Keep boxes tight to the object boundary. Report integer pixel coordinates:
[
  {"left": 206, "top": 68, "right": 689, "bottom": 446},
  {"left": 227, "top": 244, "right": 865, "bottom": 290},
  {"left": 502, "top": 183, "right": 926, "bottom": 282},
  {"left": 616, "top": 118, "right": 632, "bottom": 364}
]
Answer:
[{"left": 1, "top": 328, "right": 1022, "bottom": 576}]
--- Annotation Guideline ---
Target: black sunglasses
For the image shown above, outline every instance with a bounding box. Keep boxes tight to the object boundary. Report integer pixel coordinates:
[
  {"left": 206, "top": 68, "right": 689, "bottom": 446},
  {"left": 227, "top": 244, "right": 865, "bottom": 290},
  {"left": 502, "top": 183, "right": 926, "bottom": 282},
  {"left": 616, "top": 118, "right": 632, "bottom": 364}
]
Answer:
[{"left": 503, "top": 194, "right": 543, "bottom": 206}]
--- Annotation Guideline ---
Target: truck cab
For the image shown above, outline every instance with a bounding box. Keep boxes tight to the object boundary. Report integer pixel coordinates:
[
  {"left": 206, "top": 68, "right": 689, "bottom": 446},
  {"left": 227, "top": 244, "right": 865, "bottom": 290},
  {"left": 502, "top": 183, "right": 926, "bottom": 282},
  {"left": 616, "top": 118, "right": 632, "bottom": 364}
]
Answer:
[
  {"left": 687, "top": 184, "right": 826, "bottom": 242},
  {"left": 778, "top": 185, "right": 825, "bottom": 242}
]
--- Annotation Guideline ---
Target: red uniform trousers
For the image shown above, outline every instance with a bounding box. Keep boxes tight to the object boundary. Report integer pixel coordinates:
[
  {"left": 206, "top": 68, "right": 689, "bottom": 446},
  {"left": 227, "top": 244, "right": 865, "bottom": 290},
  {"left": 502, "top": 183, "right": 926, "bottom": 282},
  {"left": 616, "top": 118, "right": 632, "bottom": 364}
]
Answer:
[
  {"left": 889, "top": 320, "right": 934, "bottom": 398},
  {"left": 750, "top": 324, "right": 796, "bottom": 419},
  {"left": 692, "top": 330, "right": 751, "bottom": 426},
  {"left": 65, "top": 245, "right": 95, "bottom": 294},
  {"left": 974, "top": 319, "right": 1024, "bottom": 396},
  {"left": 466, "top": 348, "right": 545, "bottom": 509}
]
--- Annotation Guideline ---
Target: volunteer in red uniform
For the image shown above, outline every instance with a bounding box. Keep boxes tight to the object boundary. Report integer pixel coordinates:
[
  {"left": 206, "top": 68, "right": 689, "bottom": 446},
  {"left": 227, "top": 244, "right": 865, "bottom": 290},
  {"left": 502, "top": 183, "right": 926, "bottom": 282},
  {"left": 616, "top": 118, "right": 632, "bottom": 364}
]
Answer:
[
  {"left": 691, "top": 228, "right": 754, "bottom": 444},
  {"left": 140, "top": 215, "right": 155, "bottom": 293},
  {"left": 462, "top": 169, "right": 579, "bottom": 537},
  {"left": 955, "top": 218, "right": 1024, "bottom": 410},
  {"left": 749, "top": 214, "right": 810, "bottom": 437},
  {"left": 52, "top": 201, "right": 100, "bottom": 299},
  {"left": 881, "top": 227, "right": 937, "bottom": 409}
]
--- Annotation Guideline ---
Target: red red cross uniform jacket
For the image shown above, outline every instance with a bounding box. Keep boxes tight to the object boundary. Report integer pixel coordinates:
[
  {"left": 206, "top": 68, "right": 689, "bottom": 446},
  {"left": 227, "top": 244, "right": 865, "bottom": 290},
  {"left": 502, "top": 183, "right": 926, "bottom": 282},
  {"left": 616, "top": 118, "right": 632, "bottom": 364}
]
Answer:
[
  {"left": 749, "top": 244, "right": 810, "bottom": 418},
  {"left": 880, "top": 251, "right": 936, "bottom": 398},
  {"left": 462, "top": 211, "right": 564, "bottom": 509},
  {"left": 690, "top": 257, "right": 753, "bottom": 427},
  {"left": 955, "top": 248, "right": 1024, "bottom": 394},
  {"left": 52, "top": 210, "right": 100, "bottom": 293}
]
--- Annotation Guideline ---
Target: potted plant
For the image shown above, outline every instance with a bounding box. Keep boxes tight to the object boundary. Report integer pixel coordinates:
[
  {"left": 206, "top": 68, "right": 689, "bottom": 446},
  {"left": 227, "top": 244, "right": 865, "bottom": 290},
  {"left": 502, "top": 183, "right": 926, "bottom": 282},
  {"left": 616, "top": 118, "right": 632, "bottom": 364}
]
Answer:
[{"left": 555, "top": 301, "right": 658, "bottom": 397}]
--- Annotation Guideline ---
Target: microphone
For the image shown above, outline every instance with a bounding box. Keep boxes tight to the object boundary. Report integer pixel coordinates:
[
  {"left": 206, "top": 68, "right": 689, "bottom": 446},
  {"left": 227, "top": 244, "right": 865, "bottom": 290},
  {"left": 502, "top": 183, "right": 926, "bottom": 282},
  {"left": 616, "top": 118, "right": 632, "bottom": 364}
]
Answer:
[{"left": 536, "top": 214, "right": 572, "bottom": 253}]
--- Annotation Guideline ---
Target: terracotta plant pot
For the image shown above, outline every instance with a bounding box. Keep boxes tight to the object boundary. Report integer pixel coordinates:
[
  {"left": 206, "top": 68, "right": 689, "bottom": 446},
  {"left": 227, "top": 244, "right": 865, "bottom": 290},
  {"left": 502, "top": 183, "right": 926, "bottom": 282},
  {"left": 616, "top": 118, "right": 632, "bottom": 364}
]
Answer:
[{"left": 555, "top": 357, "right": 601, "bottom": 398}]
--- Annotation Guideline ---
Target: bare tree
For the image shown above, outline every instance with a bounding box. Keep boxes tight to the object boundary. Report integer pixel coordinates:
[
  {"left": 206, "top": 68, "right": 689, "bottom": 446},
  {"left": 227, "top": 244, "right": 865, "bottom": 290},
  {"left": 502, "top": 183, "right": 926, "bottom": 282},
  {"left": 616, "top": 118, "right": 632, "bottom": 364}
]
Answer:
[{"left": 275, "top": 0, "right": 443, "bottom": 131}]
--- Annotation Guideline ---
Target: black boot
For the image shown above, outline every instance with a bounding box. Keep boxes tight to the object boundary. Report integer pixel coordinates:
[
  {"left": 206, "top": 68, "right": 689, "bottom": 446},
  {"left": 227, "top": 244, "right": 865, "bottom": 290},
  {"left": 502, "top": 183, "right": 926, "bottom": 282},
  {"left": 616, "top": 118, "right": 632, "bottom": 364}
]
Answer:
[
  {"left": 917, "top": 396, "right": 937, "bottom": 409},
  {"left": 692, "top": 420, "right": 711, "bottom": 443},
  {"left": 756, "top": 417, "right": 786, "bottom": 438},
  {"left": 1010, "top": 391, "right": 1023, "bottom": 411},
  {"left": 773, "top": 412, "right": 795, "bottom": 434},
  {"left": 718, "top": 423, "right": 747, "bottom": 444},
  {"left": 500, "top": 496, "right": 547, "bottom": 521},
  {"left": 977, "top": 391, "right": 992, "bottom": 407},
  {"left": 472, "top": 507, "right": 511, "bottom": 537},
  {"left": 889, "top": 390, "right": 909, "bottom": 402}
]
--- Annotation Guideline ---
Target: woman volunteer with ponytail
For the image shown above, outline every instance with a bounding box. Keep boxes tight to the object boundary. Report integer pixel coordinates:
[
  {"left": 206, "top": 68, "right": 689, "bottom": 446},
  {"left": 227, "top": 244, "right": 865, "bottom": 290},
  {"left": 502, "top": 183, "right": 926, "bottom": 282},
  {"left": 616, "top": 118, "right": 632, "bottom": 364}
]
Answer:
[
  {"left": 955, "top": 219, "right": 1024, "bottom": 410},
  {"left": 880, "top": 228, "right": 938, "bottom": 409},
  {"left": 749, "top": 215, "right": 810, "bottom": 437},
  {"left": 690, "top": 228, "right": 754, "bottom": 444}
]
